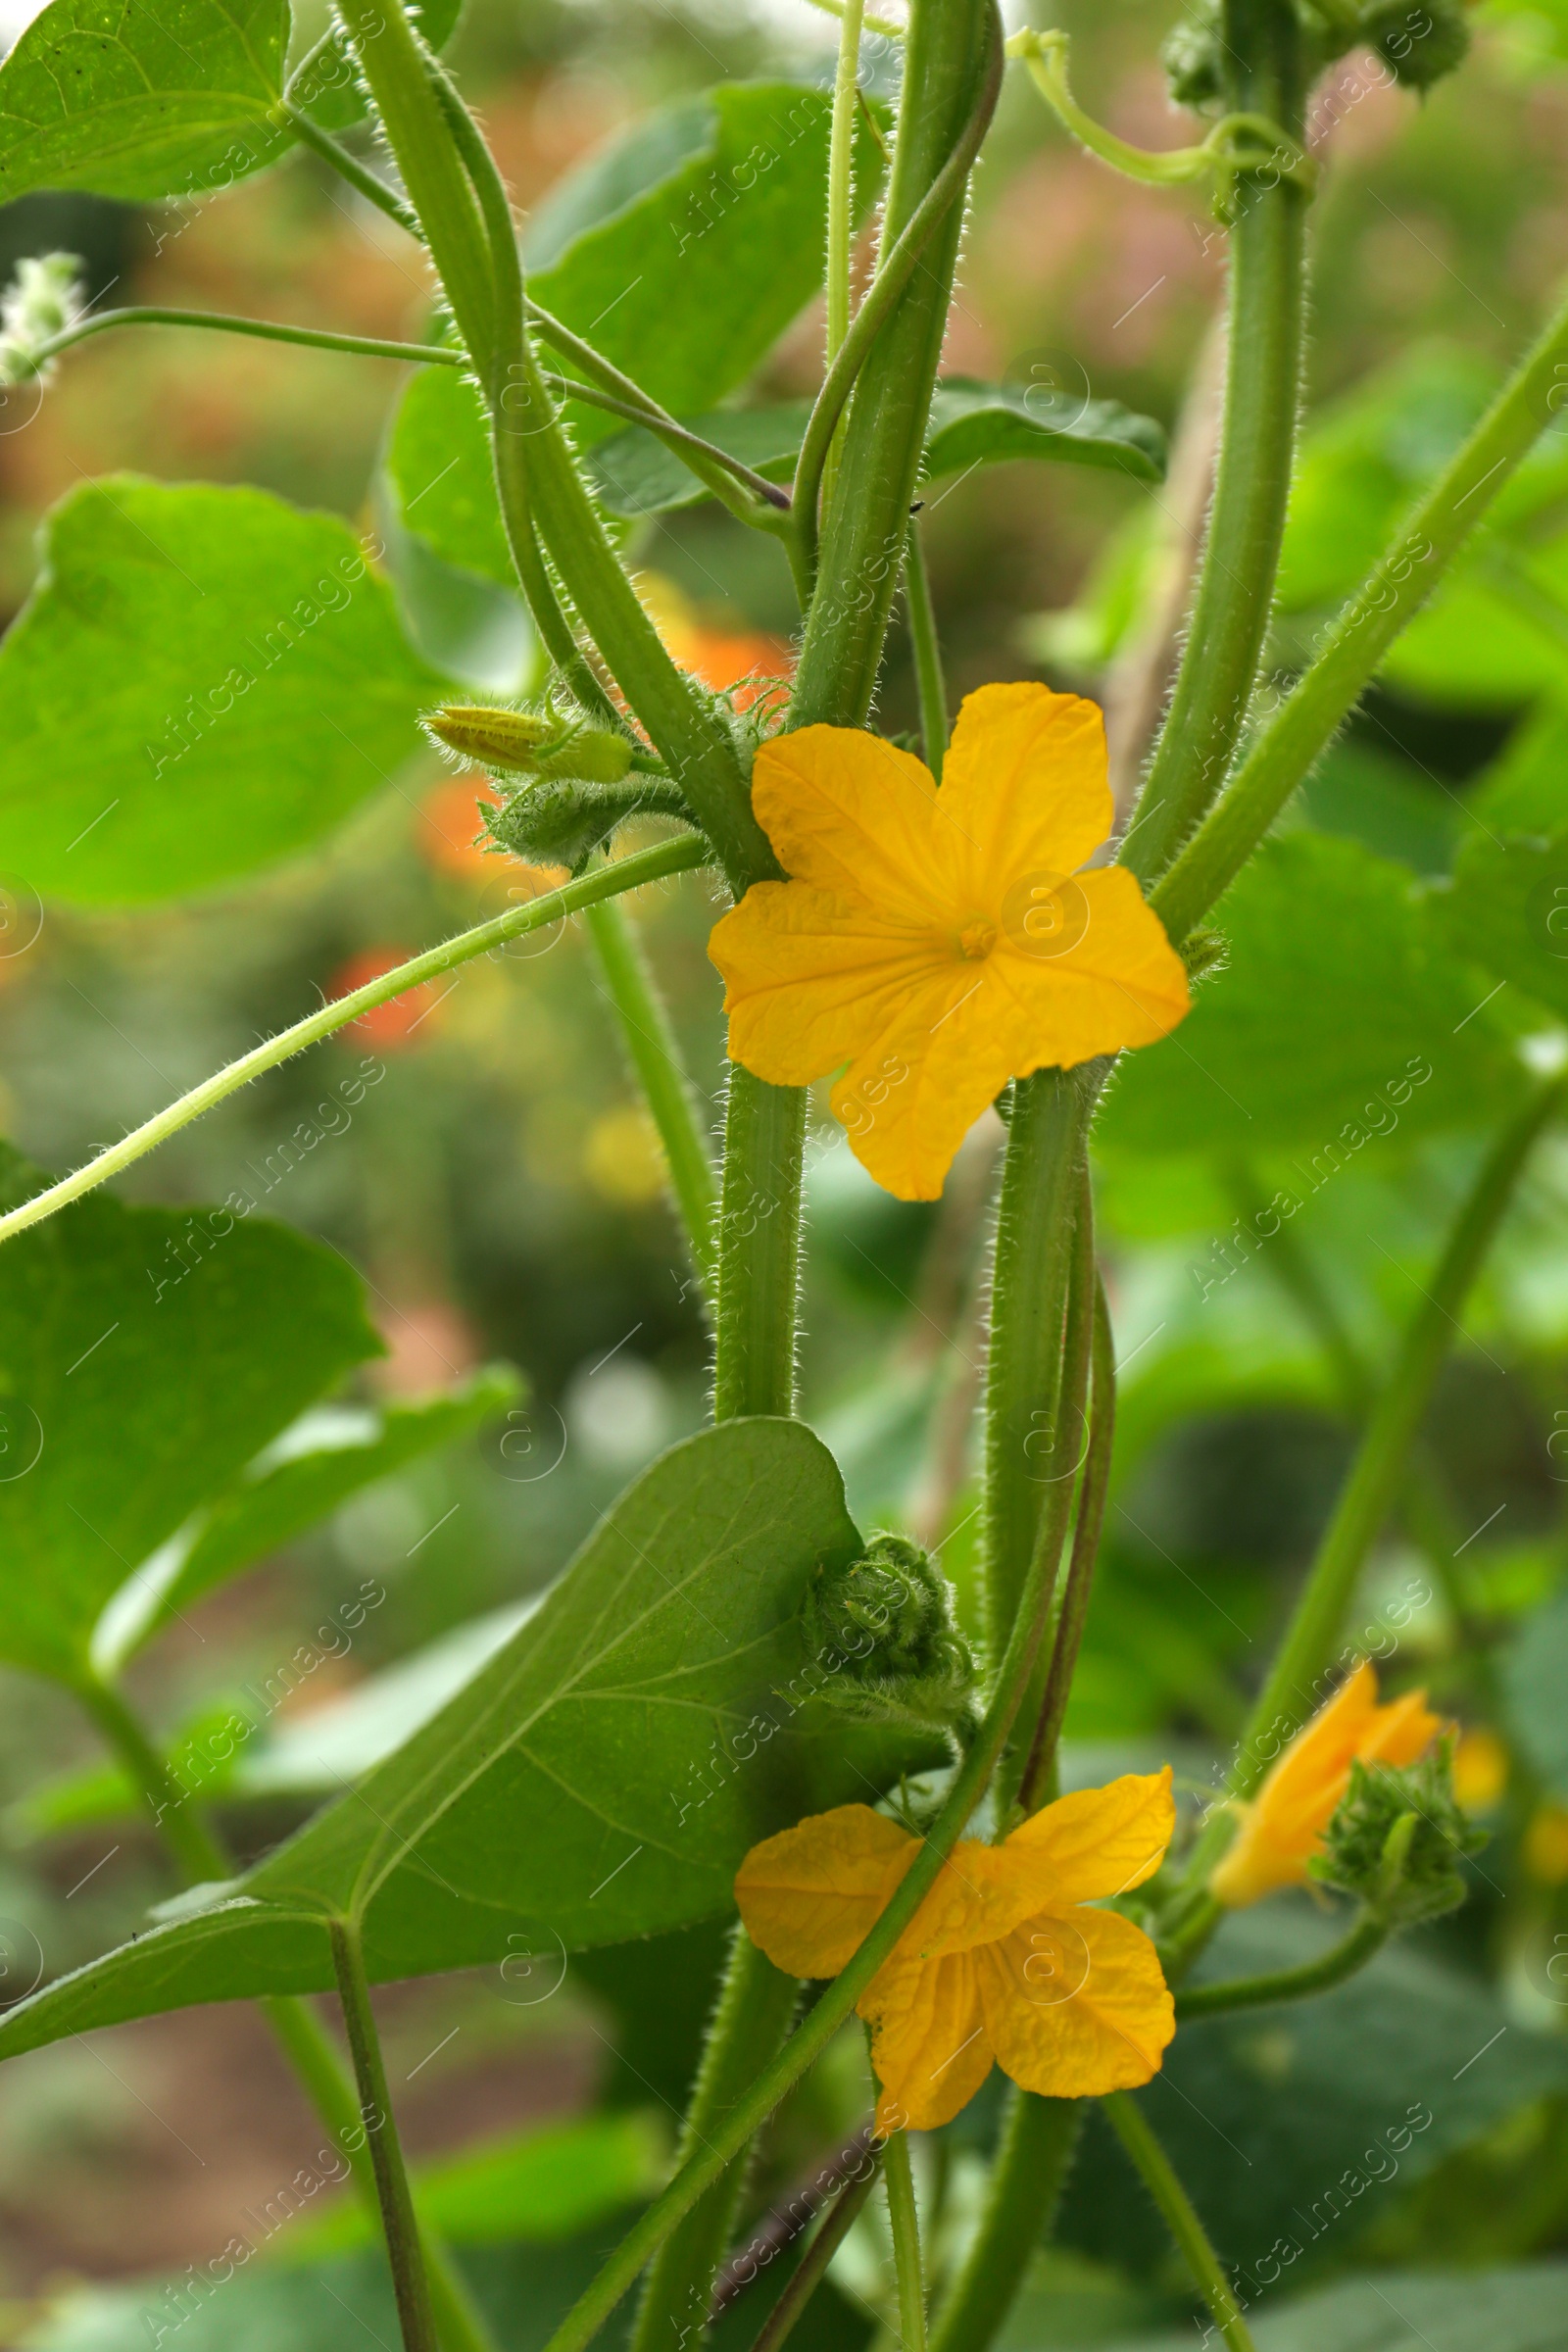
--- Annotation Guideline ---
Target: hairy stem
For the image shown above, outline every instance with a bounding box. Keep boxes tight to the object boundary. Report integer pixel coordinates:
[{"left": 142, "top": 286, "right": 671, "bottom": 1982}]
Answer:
[
  {"left": 279, "top": 98, "right": 426, "bottom": 238},
  {"left": 980, "top": 1069, "right": 1097, "bottom": 1663},
  {"left": 627, "top": 1936, "right": 800, "bottom": 2352},
  {"left": 1152, "top": 274, "right": 1568, "bottom": 943},
  {"left": 710, "top": 1070, "right": 808, "bottom": 1420},
  {"left": 926, "top": 2094, "right": 1079, "bottom": 2352},
  {"left": 1175, "top": 1910, "right": 1389, "bottom": 2018},
  {"left": 30, "top": 307, "right": 457, "bottom": 372},
  {"left": 584, "top": 899, "right": 718, "bottom": 1297},
  {"left": 0, "top": 836, "right": 708, "bottom": 1251},
  {"left": 1102, "top": 2095, "right": 1256, "bottom": 2352},
  {"left": 1018, "top": 1275, "right": 1115, "bottom": 1815},
  {"left": 883, "top": 2131, "right": 927, "bottom": 2352},
  {"left": 821, "top": 0, "right": 867, "bottom": 521},
  {"left": 905, "top": 523, "right": 951, "bottom": 780},
  {"left": 329, "top": 1915, "right": 439, "bottom": 2352},
  {"left": 1122, "top": 3, "right": 1308, "bottom": 886},
  {"left": 791, "top": 0, "right": 1001, "bottom": 722}
]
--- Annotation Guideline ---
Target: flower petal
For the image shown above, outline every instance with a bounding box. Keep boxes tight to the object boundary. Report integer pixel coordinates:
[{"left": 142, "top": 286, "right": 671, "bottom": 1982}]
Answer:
[
  {"left": 1004, "top": 1769, "right": 1175, "bottom": 1906},
  {"left": 897, "top": 1838, "right": 1050, "bottom": 1959},
  {"left": 751, "top": 726, "right": 945, "bottom": 921},
  {"left": 860, "top": 1948, "right": 994, "bottom": 2132},
  {"left": 1362, "top": 1689, "right": 1444, "bottom": 1769},
  {"left": 830, "top": 960, "right": 1029, "bottom": 1201},
  {"left": 710, "top": 881, "right": 939, "bottom": 1089},
  {"left": 940, "top": 682, "right": 1113, "bottom": 906},
  {"left": 735, "top": 1804, "right": 915, "bottom": 1979},
  {"left": 975, "top": 1904, "right": 1175, "bottom": 2100},
  {"left": 990, "top": 869, "right": 1190, "bottom": 1064}
]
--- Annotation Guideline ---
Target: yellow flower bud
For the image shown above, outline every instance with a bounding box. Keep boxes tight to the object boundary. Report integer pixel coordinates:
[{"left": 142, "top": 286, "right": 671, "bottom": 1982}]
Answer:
[{"left": 422, "top": 705, "right": 634, "bottom": 786}]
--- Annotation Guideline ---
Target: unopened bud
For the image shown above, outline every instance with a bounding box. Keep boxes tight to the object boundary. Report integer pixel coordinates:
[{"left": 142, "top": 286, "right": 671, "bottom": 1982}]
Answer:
[{"left": 423, "top": 705, "right": 635, "bottom": 786}]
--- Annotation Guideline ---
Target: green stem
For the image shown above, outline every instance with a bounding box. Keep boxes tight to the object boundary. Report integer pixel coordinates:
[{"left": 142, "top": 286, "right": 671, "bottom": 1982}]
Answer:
[
  {"left": 531, "top": 370, "right": 790, "bottom": 523},
  {"left": 791, "top": 9, "right": 1003, "bottom": 603},
  {"left": 29, "top": 307, "right": 457, "bottom": 374},
  {"left": 882, "top": 2132, "right": 927, "bottom": 2352},
  {"left": 1169, "top": 1078, "right": 1563, "bottom": 1944},
  {"left": 904, "top": 523, "right": 950, "bottom": 780},
  {"left": 1017, "top": 1275, "right": 1115, "bottom": 1815},
  {"left": 744, "top": 2152, "right": 883, "bottom": 2352},
  {"left": 333, "top": 0, "right": 496, "bottom": 372},
  {"left": 926, "top": 2095, "right": 1079, "bottom": 2352},
  {"left": 538, "top": 1407, "right": 1080, "bottom": 2352},
  {"left": 1151, "top": 274, "right": 1568, "bottom": 943},
  {"left": 328, "top": 1915, "right": 439, "bottom": 2352},
  {"left": 629, "top": 1936, "right": 801, "bottom": 2352},
  {"left": 416, "top": 44, "right": 772, "bottom": 893},
  {"left": 710, "top": 1070, "right": 808, "bottom": 1421},
  {"left": 1122, "top": 2, "right": 1308, "bottom": 887},
  {"left": 0, "top": 835, "right": 707, "bottom": 1250},
  {"left": 980, "top": 1068, "right": 1097, "bottom": 1663},
  {"left": 1175, "top": 1910, "right": 1389, "bottom": 2018},
  {"left": 1102, "top": 2095, "right": 1256, "bottom": 2352},
  {"left": 583, "top": 899, "right": 718, "bottom": 1297},
  {"left": 820, "top": 0, "right": 867, "bottom": 523},
  {"left": 79, "top": 1679, "right": 495, "bottom": 2352},
  {"left": 279, "top": 98, "right": 427, "bottom": 238}
]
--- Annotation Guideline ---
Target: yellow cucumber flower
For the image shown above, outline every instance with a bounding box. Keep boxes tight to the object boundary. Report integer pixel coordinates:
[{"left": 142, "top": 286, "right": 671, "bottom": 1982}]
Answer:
[
  {"left": 1210, "top": 1661, "right": 1444, "bottom": 1910},
  {"left": 735, "top": 1771, "right": 1175, "bottom": 2133},
  {"left": 708, "top": 683, "right": 1190, "bottom": 1200}
]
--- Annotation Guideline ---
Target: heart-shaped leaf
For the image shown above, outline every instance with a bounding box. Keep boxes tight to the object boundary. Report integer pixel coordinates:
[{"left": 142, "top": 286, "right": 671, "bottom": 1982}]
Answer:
[
  {"left": 0, "top": 1149, "right": 379, "bottom": 1685},
  {"left": 0, "top": 0, "right": 291, "bottom": 207},
  {"left": 0, "top": 477, "right": 446, "bottom": 905},
  {"left": 0, "top": 1418, "right": 934, "bottom": 2053}
]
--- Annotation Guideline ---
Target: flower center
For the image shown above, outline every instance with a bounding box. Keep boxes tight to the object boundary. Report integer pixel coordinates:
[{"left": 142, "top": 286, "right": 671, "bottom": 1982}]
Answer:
[{"left": 958, "top": 917, "right": 998, "bottom": 961}]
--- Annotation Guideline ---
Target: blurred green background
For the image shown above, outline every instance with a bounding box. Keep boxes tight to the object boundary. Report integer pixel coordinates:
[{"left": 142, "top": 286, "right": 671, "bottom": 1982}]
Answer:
[{"left": 2, "top": 0, "right": 1568, "bottom": 2342}]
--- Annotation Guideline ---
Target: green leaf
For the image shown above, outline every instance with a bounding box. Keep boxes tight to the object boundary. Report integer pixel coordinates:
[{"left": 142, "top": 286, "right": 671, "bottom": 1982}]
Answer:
[
  {"left": 0, "top": 477, "right": 446, "bottom": 906},
  {"left": 0, "top": 1147, "right": 379, "bottom": 1685},
  {"left": 1098, "top": 833, "right": 1528, "bottom": 1158},
  {"left": 96, "top": 1366, "right": 522, "bottom": 1669},
  {"left": 0, "top": 1419, "right": 935, "bottom": 2054},
  {"left": 0, "top": 0, "right": 291, "bottom": 207},
  {"left": 1441, "top": 825, "right": 1568, "bottom": 1025},
  {"left": 1099, "top": 2266, "right": 1568, "bottom": 2352},
  {"left": 1059, "top": 1902, "right": 1568, "bottom": 2286},
  {"left": 1502, "top": 1586, "right": 1568, "bottom": 1795},
  {"left": 278, "top": 2112, "right": 667, "bottom": 2262},
  {"left": 583, "top": 381, "right": 1166, "bottom": 519},
  {"left": 384, "top": 80, "right": 887, "bottom": 577}
]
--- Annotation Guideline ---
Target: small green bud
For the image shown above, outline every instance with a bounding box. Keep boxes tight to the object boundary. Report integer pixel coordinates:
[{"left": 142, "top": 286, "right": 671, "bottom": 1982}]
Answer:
[
  {"left": 1162, "top": 2, "right": 1225, "bottom": 109},
  {"left": 1358, "top": 1, "right": 1470, "bottom": 89},
  {"left": 800, "top": 1534, "right": 978, "bottom": 1740},
  {"left": 484, "top": 774, "right": 701, "bottom": 875},
  {"left": 1181, "top": 926, "right": 1228, "bottom": 985},
  {"left": 423, "top": 704, "right": 636, "bottom": 786},
  {"left": 1310, "top": 1741, "right": 1487, "bottom": 1928}
]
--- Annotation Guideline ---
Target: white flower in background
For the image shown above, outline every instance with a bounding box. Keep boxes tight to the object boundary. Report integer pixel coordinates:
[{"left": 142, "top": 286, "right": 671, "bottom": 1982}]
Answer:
[{"left": 0, "top": 252, "right": 85, "bottom": 386}]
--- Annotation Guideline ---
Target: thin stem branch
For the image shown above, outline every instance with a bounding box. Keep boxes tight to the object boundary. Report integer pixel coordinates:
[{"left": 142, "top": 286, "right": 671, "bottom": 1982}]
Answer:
[
  {"left": 279, "top": 98, "right": 427, "bottom": 239},
  {"left": 792, "top": 13, "right": 1003, "bottom": 579},
  {"left": 743, "top": 2152, "right": 883, "bottom": 2352},
  {"left": 74, "top": 1675, "right": 229, "bottom": 1887},
  {"left": 1151, "top": 273, "right": 1568, "bottom": 943},
  {"left": 328, "top": 1916, "right": 439, "bottom": 2352},
  {"left": 1018, "top": 1272, "right": 1115, "bottom": 1814},
  {"left": 1175, "top": 1910, "right": 1388, "bottom": 2018},
  {"left": 0, "top": 835, "right": 708, "bottom": 1251},
  {"left": 883, "top": 2132, "right": 927, "bottom": 2352},
  {"left": 531, "top": 369, "right": 790, "bottom": 519},
  {"left": 1102, "top": 2095, "right": 1256, "bottom": 2352},
  {"left": 583, "top": 899, "right": 718, "bottom": 1298},
  {"left": 904, "top": 523, "right": 950, "bottom": 780},
  {"left": 30, "top": 306, "right": 461, "bottom": 373}
]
